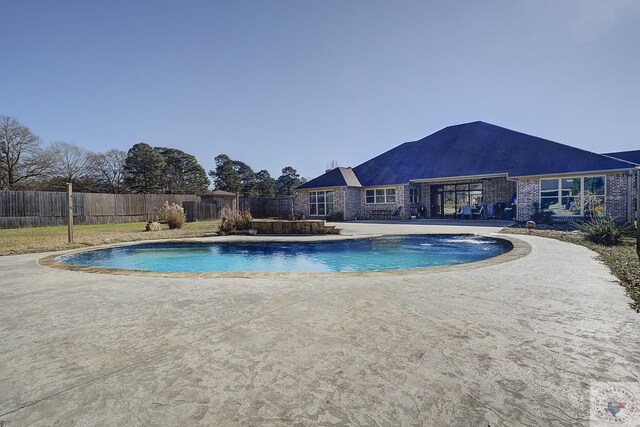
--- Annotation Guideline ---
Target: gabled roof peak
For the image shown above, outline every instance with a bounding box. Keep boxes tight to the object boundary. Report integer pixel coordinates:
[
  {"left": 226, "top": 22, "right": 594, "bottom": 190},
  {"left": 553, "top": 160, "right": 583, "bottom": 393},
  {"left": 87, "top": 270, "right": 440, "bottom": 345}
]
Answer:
[{"left": 297, "top": 166, "right": 362, "bottom": 190}]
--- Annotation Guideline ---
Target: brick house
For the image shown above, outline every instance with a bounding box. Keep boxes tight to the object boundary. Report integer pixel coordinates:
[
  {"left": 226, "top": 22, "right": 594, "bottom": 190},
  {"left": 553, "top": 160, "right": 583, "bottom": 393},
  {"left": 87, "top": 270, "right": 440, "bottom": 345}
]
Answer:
[{"left": 295, "top": 122, "right": 638, "bottom": 222}]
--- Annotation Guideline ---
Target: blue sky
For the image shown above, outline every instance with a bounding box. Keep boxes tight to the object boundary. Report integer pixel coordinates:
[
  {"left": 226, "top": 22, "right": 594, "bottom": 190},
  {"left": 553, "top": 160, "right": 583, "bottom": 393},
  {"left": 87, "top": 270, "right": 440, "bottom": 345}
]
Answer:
[{"left": 1, "top": 0, "right": 639, "bottom": 180}]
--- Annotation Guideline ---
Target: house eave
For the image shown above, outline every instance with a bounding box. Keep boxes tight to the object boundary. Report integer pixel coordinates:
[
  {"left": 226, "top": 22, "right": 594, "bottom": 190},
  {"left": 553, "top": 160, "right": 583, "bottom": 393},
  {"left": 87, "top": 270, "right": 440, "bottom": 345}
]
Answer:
[
  {"left": 295, "top": 185, "right": 360, "bottom": 192},
  {"left": 510, "top": 168, "right": 634, "bottom": 179},
  {"left": 410, "top": 173, "right": 507, "bottom": 183}
]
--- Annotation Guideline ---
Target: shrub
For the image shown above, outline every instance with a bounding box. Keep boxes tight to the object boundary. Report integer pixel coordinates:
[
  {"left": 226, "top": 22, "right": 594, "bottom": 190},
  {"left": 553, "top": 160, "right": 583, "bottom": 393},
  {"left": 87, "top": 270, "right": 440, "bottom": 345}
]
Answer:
[
  {"left": 219, "top": 207, "right": 252, "bottom": 233},
  {"left": 289, "top": 212, "right": 306, "bottom": 220},
  {"left": 531, "top": 201, "right": 554, "bottom": 225},
  {"left": 155, "top": 201, "right": 186, "bottom": 229},
  {"left": 325, "top": 211, "right": 344, "bottom": 222},
  {"left": 574, "top": 216, "right": 632, "bottom": 246}
]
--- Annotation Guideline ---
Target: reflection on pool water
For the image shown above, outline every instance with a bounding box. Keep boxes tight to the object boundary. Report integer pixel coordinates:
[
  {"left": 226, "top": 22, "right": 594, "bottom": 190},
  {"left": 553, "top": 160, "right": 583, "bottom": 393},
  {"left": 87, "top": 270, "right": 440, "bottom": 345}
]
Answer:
[{"left": 57, "top": 234, "right": 511, "bottom": 274}]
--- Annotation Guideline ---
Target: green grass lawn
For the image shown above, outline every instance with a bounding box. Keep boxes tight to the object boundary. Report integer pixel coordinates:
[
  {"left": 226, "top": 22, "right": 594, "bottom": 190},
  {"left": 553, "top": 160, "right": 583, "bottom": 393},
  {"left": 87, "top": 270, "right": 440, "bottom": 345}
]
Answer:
[{"left": 0, "top": 220, "right": 220, "bottom": 256}]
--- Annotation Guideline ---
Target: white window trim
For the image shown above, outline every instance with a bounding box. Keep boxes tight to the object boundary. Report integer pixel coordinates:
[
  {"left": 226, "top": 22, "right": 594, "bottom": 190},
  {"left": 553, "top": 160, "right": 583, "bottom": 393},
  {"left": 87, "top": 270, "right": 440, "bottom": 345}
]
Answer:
[
  {"left": 365, "top": 187, "right": 397, "bottom": 204},
  {"left": 308, "top": 189, "right": 335, "bottom": 216},
  {"left": 539, "top": 175, "right": 606, "bottom": 216},
  {"left": 409, "top": 187, "right": 420, "bottom": 204}
]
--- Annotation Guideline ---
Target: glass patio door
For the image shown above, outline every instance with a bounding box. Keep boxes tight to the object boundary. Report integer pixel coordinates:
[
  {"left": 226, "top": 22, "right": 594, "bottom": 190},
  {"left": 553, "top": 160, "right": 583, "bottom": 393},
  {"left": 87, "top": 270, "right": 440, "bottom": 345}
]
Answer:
[{"left": 429, "top": 183, "right": 483, "bottom": 217}]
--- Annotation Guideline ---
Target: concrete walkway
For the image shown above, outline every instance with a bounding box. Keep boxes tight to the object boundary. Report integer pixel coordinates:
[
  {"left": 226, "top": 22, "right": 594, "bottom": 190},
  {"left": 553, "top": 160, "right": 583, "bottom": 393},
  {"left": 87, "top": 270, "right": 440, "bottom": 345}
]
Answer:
[{"left": 0, "top": 223, "right": 638, "bottom": 426}]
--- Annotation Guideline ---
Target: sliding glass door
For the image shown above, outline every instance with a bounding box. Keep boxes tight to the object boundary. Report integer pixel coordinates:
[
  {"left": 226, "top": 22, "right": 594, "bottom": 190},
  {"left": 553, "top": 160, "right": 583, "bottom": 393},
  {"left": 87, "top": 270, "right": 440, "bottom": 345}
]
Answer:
[{"left": 430, "top": 183, "right": 483, "bottom": 217}]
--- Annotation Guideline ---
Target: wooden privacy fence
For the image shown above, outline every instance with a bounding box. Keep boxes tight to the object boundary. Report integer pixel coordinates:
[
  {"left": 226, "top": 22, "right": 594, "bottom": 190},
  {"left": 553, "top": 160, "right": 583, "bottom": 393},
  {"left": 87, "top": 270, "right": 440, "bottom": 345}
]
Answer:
[
  {"left": 240, "top": 196, "right": 294, "bottom": 218},
  {"left": 182, "top": 201, "right": 219, "bottom": 222},
  {"left": 0, "top": 190, "right": 198, "bottom": 229}
]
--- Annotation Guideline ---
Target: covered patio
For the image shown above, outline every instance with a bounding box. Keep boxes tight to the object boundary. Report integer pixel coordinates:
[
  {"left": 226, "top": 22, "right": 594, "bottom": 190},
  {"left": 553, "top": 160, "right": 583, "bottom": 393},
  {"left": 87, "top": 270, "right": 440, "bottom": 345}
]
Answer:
[{"left": 407, "top": 176, "right": 517, "bottom": 220}]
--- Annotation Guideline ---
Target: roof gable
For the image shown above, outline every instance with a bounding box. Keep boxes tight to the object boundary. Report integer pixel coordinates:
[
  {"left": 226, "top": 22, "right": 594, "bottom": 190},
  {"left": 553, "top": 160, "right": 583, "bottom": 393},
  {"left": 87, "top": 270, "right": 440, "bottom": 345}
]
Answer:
[
  {"left": 297, "top": 167, "right": 362, "bottom": 190},
  {"left": 200, "top": 189, "right": 237, "bottom": 197}
]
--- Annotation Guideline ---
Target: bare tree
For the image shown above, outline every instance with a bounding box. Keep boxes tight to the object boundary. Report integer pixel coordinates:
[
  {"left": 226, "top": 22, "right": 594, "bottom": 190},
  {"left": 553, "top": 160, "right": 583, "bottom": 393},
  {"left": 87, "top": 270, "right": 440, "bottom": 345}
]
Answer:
[
  {"left": 325, "top": 160, "right": 339, "bottom": 173},
  {"left": 87, "top": 149, "right": 127, "bottom": 193},
  {"left": 47, "top": 141, "right": 90, "bottom": 182},
  {"left": 0, "top": 115, "right": 50, "bottom": 189}
]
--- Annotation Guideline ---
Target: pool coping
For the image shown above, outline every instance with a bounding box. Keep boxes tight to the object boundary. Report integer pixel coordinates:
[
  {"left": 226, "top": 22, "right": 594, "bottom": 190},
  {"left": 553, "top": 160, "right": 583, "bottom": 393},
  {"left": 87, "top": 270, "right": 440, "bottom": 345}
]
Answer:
[{"left": 37, "top": 233, "right": 531, "bottom": 279}]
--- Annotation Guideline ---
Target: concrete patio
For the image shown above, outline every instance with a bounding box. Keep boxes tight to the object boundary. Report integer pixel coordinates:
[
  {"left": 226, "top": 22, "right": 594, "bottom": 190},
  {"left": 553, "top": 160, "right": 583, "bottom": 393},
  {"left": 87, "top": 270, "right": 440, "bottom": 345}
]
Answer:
[{"left": 0, "top": 222, "right": 638, "bottom": 426}]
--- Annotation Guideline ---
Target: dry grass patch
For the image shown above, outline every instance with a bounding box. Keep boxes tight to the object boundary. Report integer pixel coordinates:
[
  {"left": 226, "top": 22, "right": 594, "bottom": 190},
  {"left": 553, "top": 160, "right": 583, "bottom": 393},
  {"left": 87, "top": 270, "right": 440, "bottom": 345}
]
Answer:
[{"left": 0, "top": 220, "right": 220, "bottom": 256}]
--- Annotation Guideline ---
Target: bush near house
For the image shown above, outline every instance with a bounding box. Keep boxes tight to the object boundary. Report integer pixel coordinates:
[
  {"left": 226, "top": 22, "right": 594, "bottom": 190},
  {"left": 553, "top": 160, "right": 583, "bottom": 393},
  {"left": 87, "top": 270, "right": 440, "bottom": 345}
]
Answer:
[
  {"left": 325, "top": 212, "right": 344, "bottom": 222},
  {"left": 531, "top": 201, "right": 553, "bottom": 225}
]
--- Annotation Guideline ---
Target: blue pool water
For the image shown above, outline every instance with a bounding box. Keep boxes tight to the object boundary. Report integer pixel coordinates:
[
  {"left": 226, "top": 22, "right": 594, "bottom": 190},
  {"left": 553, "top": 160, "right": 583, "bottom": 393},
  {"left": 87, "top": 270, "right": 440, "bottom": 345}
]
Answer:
[{"left": 58, "top": 235, "right": 511, "bottom": 273}]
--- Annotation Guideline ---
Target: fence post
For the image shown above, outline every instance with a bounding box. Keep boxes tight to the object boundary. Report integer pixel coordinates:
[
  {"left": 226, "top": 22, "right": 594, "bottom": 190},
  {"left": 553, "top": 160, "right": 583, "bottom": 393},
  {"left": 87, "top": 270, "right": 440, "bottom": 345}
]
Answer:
[{"left": 67, "top": 183, "right": 74, "bottom": 243}]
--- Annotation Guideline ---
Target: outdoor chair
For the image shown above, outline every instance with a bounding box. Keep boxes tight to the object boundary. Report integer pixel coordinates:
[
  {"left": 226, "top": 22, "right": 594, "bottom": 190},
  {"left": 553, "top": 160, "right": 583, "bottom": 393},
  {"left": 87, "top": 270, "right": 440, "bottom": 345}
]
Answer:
[
  {"left": 485, "top": 204, "right": 495, "bottom": 219},
  {"left": 504, "top": 207, "right": 513, "bottom": 221},
  {"left": 457, "top": 205, "right": 472, "bottom": 219},
  {"left": 391, "top": 206, "right": 403, "bottom": 219},
  {"left": 472, "top": 205, "right": 484, "bottom": 219}
]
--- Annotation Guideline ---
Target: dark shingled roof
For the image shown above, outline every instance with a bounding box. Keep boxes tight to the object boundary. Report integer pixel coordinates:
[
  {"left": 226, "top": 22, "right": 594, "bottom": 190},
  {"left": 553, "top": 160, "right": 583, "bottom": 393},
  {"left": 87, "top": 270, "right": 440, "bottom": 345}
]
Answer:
[
  {"left": 605, "top": 150, "right": 640, "bottom": 165},
  {"left": 200, "top": 189, "right": 237, "bottom": 197},
  {"left": 297, "top": 167, "right": 361, "bottom": 190},
  {"left": 299, "top": 122, "right": 635, "bottom": 189}
]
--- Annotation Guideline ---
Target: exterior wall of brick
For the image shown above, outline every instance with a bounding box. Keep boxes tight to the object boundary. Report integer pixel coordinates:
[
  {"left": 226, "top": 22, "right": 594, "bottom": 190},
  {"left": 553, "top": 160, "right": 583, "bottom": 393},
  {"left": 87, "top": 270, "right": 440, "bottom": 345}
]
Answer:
[
  {"left": 516, "top": 172, "right": 635, "bottom": 223},
  {"left": 296, "top": 171, "right": 637, "bottom": 223},
  {"left": 483, "top": 178, "right": 517, "bottom": 207},
  {"left": 359, "top": 185, "right": 406, "bottom": 219},
  {"left": 606, "top": 172, "right": 632, "bottom": 221},
  {"left": 344, "top": 187, "right": 362, "bottom": 220},
  {"left": 334, "top": 188, "right": 346, "bottom": 219},
  {"left": 420, "top": 184, "right": 431, "bottom": 217},
  {"left": 293, "top": 190, "right": 306, "bottom": 216},
  {"left": 516, "top": 179, "right": 538, "bottom": 222},
  {"left": 294, "top": 187, "right": 362, "bottom": 220},
  {"left": 402, "top": 186, "right": 411, "bottom": 218}
]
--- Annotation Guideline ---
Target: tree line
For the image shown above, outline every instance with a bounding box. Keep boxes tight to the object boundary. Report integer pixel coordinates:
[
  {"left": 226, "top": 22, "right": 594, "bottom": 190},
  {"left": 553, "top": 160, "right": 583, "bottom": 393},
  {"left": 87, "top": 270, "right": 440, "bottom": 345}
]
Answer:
[{"left": 0, "top": 115, "right": 305, "bottom": 196}]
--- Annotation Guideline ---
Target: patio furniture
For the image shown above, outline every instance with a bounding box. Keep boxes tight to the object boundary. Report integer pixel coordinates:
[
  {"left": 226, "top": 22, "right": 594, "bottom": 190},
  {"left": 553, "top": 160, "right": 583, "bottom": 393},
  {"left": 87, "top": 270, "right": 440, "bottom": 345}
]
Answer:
[
  {"left": 391, "top": 206, "right": 403, "bottom": 219},
  {"left": 472, "top": 205, "right": 484, "bottom": 219},
  {"left": 457, "top": 205, "right": 472, "bottom": 219},
  {"left": 504, "top": 204, "right": 517, "bottom": 221},
  {"left": 485, "top": 204, "right": 495, "bottom": 218},
  {"left": 504, "top": 206, "right": 514, "bottom": 221}
]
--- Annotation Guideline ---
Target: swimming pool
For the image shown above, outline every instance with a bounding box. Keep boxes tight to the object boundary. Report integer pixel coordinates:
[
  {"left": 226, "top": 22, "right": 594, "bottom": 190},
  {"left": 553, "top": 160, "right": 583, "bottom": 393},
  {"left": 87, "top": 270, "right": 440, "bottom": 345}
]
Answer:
[{"left": 57, "top": 234, "right": 512, "bottom": 273}]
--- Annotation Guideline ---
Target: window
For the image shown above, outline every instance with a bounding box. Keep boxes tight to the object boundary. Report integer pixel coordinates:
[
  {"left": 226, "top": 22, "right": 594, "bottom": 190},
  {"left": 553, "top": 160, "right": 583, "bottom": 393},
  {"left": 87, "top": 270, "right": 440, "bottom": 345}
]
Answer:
[
  {"left": 540, "top": 176, "right": 605, "bottom": 216},
  {"left": 439, "top": 182, "right": 483, "bottom": 216},
  {"left": 584, "top": 176, "right": 605, "bottom": 216},
  {"left": 409, "top": 188, "right": 420, "bottom": 204},
  {"left": 365, "top": 188, "right": 396, "bottom": 204},
  {"left": 308, "top": 190, "right": 334, "bottom": 216}
]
